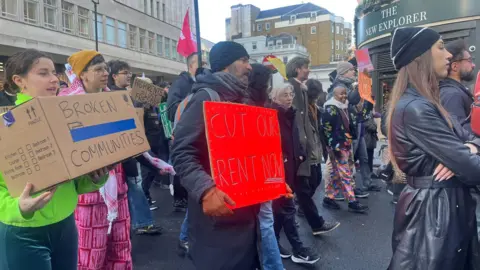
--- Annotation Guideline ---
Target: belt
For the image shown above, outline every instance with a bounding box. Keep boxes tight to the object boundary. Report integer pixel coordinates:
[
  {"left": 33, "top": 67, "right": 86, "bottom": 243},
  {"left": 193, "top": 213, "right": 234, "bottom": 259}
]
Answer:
[{"left": 407, "top": 175, "right": 465, "bottom": 189}]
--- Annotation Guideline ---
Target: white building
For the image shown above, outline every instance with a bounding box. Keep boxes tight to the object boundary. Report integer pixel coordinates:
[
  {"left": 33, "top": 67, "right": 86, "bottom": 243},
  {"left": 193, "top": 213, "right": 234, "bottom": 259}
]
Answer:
[
  {"left": 0, "top": 0, "right": 213, "bottom": 85},
  {"left": 234, "top": 34, "right": 309, "bottom": 88}
]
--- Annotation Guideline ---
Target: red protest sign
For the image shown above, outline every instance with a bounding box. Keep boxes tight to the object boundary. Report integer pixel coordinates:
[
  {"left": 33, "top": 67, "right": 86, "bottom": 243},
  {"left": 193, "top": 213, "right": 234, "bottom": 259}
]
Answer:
[
  {"left": 474, "top": 70, "right": 480, "bottom": 97},
  {"left": 355, "top": 48, "right": 374, "bottom": 73},
  {"left": 204, "top": 102, "right": 287, "bottom": 209}
]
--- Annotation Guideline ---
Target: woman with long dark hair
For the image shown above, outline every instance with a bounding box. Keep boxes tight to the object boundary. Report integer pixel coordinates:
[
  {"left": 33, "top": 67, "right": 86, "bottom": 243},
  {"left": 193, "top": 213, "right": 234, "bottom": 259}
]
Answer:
[
  {"left": 388, "top": 27, "right": 480, "bottom": 269},
  {"left": 0, "top": 49, "right": 110, "bottom": 270}
]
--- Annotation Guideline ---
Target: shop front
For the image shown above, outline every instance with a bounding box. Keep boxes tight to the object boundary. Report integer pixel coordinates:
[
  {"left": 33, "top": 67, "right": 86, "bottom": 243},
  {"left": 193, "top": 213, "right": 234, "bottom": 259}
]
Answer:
[{"left": 355, "top": 0, "right": 480, "bottom": 110}]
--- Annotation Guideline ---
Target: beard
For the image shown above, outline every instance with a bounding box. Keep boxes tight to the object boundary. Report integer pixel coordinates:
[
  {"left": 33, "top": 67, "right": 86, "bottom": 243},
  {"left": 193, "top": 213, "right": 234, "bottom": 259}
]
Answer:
[{"left": 460, "top": 69, "right": 475, "bottom": 82}]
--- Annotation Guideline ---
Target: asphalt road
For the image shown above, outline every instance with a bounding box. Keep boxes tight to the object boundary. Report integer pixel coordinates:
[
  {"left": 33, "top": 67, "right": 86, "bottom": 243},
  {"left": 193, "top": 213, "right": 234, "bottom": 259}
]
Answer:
[{"left": 131, "top": 173, "right": 395, "bottom": 270}]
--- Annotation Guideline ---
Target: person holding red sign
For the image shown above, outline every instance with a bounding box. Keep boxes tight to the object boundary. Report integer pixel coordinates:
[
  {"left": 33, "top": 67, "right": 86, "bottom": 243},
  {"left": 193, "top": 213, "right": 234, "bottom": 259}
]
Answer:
[{"left": 171, "top": 41, "right": 261, "bottom": 270}]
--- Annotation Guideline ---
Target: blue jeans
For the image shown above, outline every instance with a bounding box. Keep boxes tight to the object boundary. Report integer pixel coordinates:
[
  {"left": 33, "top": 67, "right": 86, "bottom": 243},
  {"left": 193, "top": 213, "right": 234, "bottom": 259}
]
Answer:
[
  {"left": 179, "top": 209, "right": 189, "bottom": 242},
  {"left": 127, "top": 176, "right": 154, "bottom": 230},
  {"left": 258, "top": 201, "right": 283, "bottom": 270}
]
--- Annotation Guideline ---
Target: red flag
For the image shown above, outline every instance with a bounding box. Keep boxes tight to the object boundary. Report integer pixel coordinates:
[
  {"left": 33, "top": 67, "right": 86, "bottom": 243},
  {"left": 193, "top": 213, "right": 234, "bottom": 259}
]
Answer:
[{"left": 177, "top": 9, "right": 197, "bottom": 57}]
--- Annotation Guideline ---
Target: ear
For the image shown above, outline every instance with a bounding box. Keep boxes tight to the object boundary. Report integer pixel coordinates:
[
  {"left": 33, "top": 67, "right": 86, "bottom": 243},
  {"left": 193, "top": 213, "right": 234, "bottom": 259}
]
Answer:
[
  {"left": 12, "top": 75, "right": 25, "bottom": 90},
  {"left": 79, "top": 71, "right": 88, "bottom": 82}
]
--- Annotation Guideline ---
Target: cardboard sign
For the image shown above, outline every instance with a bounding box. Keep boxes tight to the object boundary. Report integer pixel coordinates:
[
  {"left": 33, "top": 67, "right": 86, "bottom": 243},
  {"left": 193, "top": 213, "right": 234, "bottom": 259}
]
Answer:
[
  {"left": 355, "top": 48, "right": 374, "bottom": 73},
  {"left": 358, "top": 73, "right": 375, "bottom": 105},
  {"left": 0, "top": 91, "right": 150, "bottom": 197},
  {"left": 130, "top": 78, "right": 165, "bottom": 107},
  {"left": 159, "top": 102, "right": 173, "bottom": 138},
  {"left": 0, "top": 106, "right": 14, "bottom": 114},
  {"left": 204, "top": 102, "right": 286, "bottom": 209},
  {"left": 136, "top": 108, "right": 145, "bottom": 129}
]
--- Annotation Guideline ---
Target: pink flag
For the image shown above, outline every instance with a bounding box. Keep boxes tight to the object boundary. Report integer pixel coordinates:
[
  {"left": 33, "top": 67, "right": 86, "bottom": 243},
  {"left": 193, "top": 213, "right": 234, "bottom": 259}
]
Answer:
[{"left": 177, "top": 9, "right": 197, "bottom": 57}]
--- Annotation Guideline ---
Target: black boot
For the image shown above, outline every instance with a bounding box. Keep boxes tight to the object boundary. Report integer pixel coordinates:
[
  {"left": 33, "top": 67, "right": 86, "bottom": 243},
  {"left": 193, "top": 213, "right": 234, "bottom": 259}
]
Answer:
[
  {"left": 323, "top": 197, "right": 341, "bottom": 210},
  {"left": 348, "top": 201, "right": 369, "bottom": 213}
]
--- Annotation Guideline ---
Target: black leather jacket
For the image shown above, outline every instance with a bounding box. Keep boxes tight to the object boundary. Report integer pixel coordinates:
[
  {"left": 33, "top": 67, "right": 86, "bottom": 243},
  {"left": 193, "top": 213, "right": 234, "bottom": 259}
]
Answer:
[{"left": 388, "top": 88, "right": 480, "bottom": 270}]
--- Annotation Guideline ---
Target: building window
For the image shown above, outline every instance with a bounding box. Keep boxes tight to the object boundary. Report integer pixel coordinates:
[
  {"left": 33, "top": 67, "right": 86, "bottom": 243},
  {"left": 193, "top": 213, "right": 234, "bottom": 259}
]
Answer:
[
  {"left": 78, "top": 7, "right": 89, "bottom": 37},
  {"left": 283, "top": 56, "right": 288, "bottom": 64},
  {"left": 1, "top": 0, "right": 18, "bottom": 19},
  {"left": 336, "top": 40, "right": 339, "bottom": 50},
  {"left": 118, "top": 21, "right": 127, "bottom": 48},
  {"left": 311, "top": 26, "right": 316, "bottom": 34},
  {"left": 265, "top": 22, "right": 270, "bottom": 31},
  {"left": 289, "top": 15, "right": 296, "bottom": 24},
  {"left": 172, "top": 40, "right": 177, "bottom": 60},
  {"left": 252, "top": 42, "right": 257, "bottom": 50},
  {"left": 144, "top": 0, "right": 148, "bottom": 13},
  {"left": 106, "top": 17, "right": 115, "bottom": 45},
  {"left": 61, "top": 1, "right": 74, "bottom": 33},
  {"left": 341, "top": 27, "right": 344, "bottom": 35},
  {"left": 331, "top": 24, "right": 334, "bottom": 33},
  {"left": 257, "top": 23, "right": 262, "bottom": 32},
  {"left": 24, "top": 0, "right": 39, "bottom": 24},
  {"left": 268, "top": 41, "right": 274, "bottom": 48},
  {"left": 156, "top": 1, "right": 160, "bottom": 18},
  {"left": 164, "top": 37, "right": 170, "bottom": 58},
  {"left": 332, "top": 40, "right": 334, "bottom": 50},
  {"left": 276, "top": 40, "right": 282, "bottom": 46},
  {"left": 340, "top": 41, "right": 343, "bottom": 51},
  {"left": 139, "top": 28, "right": 146, "bottom": 52},
  {"left": 156, "top": 35, "right": 163, "bottom": 56},
  {"left": 43, "top": 0, "right": 56, "bottom": 29},
  {"left": 128, "top": 25, "right": 137, "bottom": 49},
  {"left": 310, "top": 12, "right": 316, "bottom": 21},
  {"left": 148, "top": 32, "right": 155, "bottom": 54},
  {"left": 150, "top": 0, "right": 153, "bottom": 16},
  {"left": 162, "top": 3, "right": 165, "bottom": 21},
  {"left": 94, "top": 14, "right": 103, "bottom": 41},
  {"left": 336, "top": 25, "right": 339, "bottom": 34}
]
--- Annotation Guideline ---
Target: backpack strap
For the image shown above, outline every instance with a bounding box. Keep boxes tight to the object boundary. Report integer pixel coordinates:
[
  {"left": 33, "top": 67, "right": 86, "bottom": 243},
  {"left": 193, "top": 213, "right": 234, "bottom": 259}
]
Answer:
[{"left": 172, "top": 88, "right": 220, "bottom": 132}]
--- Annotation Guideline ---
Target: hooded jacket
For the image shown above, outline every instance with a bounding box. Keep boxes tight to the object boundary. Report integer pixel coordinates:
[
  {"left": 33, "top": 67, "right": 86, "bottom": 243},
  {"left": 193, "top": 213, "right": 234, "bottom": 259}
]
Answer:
[
  {"left": 322, "top": 98, "right": 357, "bottom": 151},
  {"left": 388, "top": 87, "right": 480, "bottom": 270},
  {"left": 171, "top": 70, "right": 259, "bottom": 270},
  {"left": 0, "top": 93, "right": 107, "bottom": 228},
  {"left": 166, "top": 71, "right": 195, "bottom": 122}
]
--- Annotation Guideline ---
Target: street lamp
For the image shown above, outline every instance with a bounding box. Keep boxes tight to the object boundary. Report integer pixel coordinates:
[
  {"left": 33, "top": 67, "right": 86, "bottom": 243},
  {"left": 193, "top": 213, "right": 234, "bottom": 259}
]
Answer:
[{"left": 92, "top": 0, "right": 100, "bottom": 51}]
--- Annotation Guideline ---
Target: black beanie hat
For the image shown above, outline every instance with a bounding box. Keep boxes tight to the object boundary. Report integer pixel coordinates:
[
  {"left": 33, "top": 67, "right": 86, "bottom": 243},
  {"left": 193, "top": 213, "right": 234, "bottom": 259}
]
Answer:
[
  {"left": 209, "top": 41, "right": 249, "bottom": 72},
  {"left": 390, "top": 27, "right": 441, "bottom": 70}
]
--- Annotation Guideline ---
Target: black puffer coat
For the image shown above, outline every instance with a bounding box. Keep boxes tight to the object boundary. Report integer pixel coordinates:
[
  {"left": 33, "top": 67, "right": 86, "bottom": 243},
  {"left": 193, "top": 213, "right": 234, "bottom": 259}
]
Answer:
[{"left": 388, "top": 88, "right": 480, "bottom": 270}]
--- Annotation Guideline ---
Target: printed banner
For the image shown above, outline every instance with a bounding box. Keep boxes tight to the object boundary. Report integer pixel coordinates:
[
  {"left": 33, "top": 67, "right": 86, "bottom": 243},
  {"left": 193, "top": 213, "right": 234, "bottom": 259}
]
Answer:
[
  {"left": 204, "top": 102, "right": 286, "bottom": 209},
  {"left": 355, "top": 48, "right": 374, "bottom": 72}
]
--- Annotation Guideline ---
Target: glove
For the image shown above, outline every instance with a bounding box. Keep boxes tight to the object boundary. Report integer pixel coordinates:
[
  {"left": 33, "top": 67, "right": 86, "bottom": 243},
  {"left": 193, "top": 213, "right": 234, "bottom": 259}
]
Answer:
[{"left": 202, "top": 187, "right": 235, "bottom": 217}]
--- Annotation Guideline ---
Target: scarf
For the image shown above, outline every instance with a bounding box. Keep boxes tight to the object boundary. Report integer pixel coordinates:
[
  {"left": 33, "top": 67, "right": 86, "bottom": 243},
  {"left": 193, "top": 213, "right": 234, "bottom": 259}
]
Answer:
[
  {"left": 335, "top": 75, "right": 356, "bottom": 87},
  {"left": 58, "top": 78, "right": 118, "bottom": 234},
  {"left": 213, "top": 72, "right": 250, "bottom": 103}
]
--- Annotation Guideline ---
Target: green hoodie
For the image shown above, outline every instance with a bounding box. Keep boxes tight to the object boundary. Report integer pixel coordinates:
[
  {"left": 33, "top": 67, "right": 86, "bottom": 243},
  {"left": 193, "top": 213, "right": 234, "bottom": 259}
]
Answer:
[{"left": 0, "top": 93, "right": 107, "bottom": 227}]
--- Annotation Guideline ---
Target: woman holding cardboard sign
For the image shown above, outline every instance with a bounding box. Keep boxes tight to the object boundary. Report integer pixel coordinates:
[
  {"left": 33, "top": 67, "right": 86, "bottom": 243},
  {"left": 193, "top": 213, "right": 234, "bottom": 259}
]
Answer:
[{"left": 0, "top": 49, "right": 112, "bottom": 270}]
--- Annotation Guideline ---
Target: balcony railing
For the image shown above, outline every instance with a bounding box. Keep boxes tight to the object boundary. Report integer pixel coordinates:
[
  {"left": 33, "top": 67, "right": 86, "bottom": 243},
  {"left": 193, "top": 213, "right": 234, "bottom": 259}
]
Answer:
[{"left": 263, "top": 44, "right": 307, "bottom": 53}]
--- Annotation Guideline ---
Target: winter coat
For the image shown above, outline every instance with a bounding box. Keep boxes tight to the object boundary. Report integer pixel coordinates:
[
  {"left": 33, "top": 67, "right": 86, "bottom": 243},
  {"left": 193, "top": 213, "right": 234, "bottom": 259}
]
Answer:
[
  {"left": 289, "top": 78, "right": 322, "bottom": 176},
  {"left": 166, "top": 71, "right": 195, "bottom": 122},
  {"left": 0, "top": 90, "right": 16, "bottom": 106},
  {"left": 270, "top": 103, "right": 305, "bottom": 190},
  {"left": 322, "top": 98, "right": 357, "bottom": 151},
  {"left": 171, "top": 70, "right": 259, "bottom": 270},
  {"left": 440, "top": 78, "right": 475, "bottom": 141},
  {"left": 388, "top": 88, "right": 480, "bottom": 270},
  {"left": 364, "top": 115, "right": 378, "bottom": 150}
]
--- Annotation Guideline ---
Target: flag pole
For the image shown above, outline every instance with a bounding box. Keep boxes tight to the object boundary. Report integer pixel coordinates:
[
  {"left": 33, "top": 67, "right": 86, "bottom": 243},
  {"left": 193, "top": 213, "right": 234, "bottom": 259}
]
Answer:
[{"left": 193, "top": 0, "right": 202, "bottom": 71}]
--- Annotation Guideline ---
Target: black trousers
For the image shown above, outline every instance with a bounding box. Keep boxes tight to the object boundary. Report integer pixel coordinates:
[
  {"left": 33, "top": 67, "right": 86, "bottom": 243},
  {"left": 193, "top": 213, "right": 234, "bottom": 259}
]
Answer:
[
  {"left": 295, "top": 164, "right": 325, "bottom": 230},
  {"left": 367, "top": 148, "right": 375, "bottom": 173},
  {"left": 273, "top": 197, "right": 303, "bottom": 252},
  {"left": 173, "top": 175, "right": 188, "bottom": 201}
]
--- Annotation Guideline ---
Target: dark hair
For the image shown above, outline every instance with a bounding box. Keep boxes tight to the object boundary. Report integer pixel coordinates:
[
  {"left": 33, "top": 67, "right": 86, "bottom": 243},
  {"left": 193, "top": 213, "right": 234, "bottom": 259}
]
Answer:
[
  {"left": 286, "top": 57, "right": 310, "bottom": 79},
  {"left": 82, "top": 54, "right": 106, "bottom": 73},
  {"left": 158, "top": 81, "right": 170, "bottom": 88},
  {"left": 4, "top": 49, "right": 53, "bottom": 94},
  {"left": 107, "top": 60, "right": 130, "bottom": 86},
  {"left": 306, "top": 79, "right": 323, "bottom": 102},
  {"left": 446, "top": 39, "right": 468, "bottom": 74}
]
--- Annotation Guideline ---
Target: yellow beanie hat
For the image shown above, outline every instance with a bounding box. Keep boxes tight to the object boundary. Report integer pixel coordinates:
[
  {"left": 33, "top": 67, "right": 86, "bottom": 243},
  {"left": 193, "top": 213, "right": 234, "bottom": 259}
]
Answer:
[{"left": 68, "top": 50, "right": 101, "bottom": 77}]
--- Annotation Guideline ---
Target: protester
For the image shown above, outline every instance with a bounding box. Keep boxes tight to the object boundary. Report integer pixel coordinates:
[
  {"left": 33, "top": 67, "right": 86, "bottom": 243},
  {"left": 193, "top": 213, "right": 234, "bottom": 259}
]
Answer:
[
  {"left": 167, "top": 53, "right": 203, "bottom": 214},
  {"left": 269, "top": 83, "right": 320, "bottom": 265},
  {"left": 0, "top": 49, "right": 111, "bottom": 270},
  {"left": 286, "top": 57, "right": 340, "bottom": 236},
  {"left": 108, "top": 60, "right": 164, "bottom": 235},
  {"left": 322, "top": 86, "right": 369, "bottom": 213},
  {"left": 388, "top": 27, "right": 480, "bottom": 269},
  {"left": 171, "top": 41, "right": 261, "bottom": 270},
  {"left": 440, "top": 39, "right": 480, "bottom": 239},
  {"left": 364, "top": 109, "right": 379, "bottom": 173},
  {"left": 59, "top": 50, "right": 133, "bottom": 269},
  {"left": 306, "top": 79, "right": 329, "bottom": 163},
  {"left": 0, "top": 80, "right": 17, "bottom": 106}
]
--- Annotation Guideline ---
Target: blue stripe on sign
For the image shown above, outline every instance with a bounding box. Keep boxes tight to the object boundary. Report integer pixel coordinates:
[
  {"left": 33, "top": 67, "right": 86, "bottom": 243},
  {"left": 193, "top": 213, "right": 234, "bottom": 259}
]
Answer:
[{"left": 70, "top": 119, "right": 137, "bottom": 142}]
